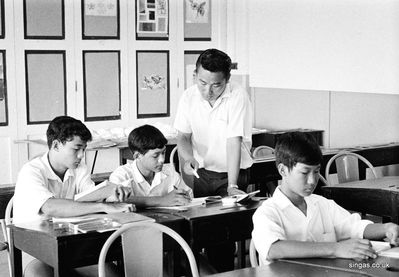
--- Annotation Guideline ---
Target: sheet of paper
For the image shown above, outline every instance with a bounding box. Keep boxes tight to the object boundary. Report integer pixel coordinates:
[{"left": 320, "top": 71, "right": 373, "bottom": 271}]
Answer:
[{"left": 147, "top": 197, "right": 207, "bottom": 211}]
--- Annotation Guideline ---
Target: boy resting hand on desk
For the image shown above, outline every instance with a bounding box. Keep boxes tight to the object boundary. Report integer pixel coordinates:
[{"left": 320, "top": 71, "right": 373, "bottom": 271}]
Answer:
[
  {"left": 109, "top": 124, "right": 192, "bottom": 207},
  {"left": 13, "top": 116, "right": 131, "bottom": 277},
  {"left": 252, "top": 132, "right": 399, "bottom": 265}
]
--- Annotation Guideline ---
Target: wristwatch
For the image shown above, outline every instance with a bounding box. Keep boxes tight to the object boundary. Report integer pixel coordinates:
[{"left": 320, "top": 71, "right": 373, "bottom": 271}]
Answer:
[{"left": 228, "top": 184, "right": 238, "bottom": 189}]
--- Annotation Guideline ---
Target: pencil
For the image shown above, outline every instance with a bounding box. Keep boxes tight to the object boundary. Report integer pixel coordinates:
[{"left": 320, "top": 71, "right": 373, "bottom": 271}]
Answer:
[{"left": 192, "top": 169, "right": 200, "bottom": 179}]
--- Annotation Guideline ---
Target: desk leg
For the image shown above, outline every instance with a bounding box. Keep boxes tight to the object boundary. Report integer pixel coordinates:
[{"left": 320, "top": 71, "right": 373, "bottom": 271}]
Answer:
[{"left": 237, "top": 240, "right": 246, "bottom": 268}]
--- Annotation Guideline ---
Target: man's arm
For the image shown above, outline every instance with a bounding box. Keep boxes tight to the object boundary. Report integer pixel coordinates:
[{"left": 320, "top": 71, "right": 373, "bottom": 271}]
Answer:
[
  {"left": 41, "top": 198, "right": 131, "bottom": 217},
  {"left": 226, "top": 136, "right": 246, "bottom": 195},
  {"left": 176, "top": 131, "right": 199, "bottom": 170},
  {"left": 269, "top": 239, "right": 376, "bottom": 261}
]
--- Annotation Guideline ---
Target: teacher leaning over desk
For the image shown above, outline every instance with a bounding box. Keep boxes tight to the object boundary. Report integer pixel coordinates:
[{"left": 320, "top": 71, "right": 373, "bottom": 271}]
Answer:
[{"left": 174, "top": 48, "right": 253, "bottom": 198}]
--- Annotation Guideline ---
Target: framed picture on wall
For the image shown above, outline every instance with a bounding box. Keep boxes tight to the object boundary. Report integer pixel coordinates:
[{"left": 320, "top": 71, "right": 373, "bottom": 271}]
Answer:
[
  {"left": 184, "top": 0, "right": 211, "bottom": 41},
  {"left": 82, "top": 0, "right": 120, "bottom": 39},
  {"left": 184, "top": 50, "right": 202, "bottom": 89},
  {"left": 83, "top": 50, "right": 121, "bottom": 121},
  {"left": 0, "top": 0, "right": 4, "bottom": 39},
  {"left": 136, "top": 0, "right": 168, "bottom": 40},
  {"left": 23, "top": 0, "right": 65, "bottom": 39},
  {"left": 136, "top": 50, "right": 170, "bottom": 118},
  {"left": 0, "top": 50, "right": 8, "bottom": 126}
]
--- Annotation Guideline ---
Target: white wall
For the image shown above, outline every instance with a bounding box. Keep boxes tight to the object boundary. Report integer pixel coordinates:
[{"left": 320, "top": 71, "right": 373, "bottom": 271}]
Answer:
[{"left": 253, "top": 88, "right": 399, "bottom": 148}]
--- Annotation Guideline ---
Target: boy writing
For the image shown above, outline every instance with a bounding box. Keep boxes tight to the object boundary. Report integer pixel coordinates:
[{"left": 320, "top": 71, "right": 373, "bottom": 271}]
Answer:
[
  {"left": 252, "top": 132, "right": 399, "bottom": 265},
  {"left": 14, "top": 116, "right": 131, "bottom": 276},
  {"left": 109, "top": 124, "right": 192, "bottom": 207}
]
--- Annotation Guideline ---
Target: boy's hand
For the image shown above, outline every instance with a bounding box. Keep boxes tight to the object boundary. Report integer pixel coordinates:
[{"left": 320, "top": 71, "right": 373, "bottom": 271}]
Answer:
[
  {"left": 159, "top": 190, "right": 191, "bottom": 206},
  {"left": 102, "top": 203, "right": 133, "bottom": 213},
  {"left": 114, "top": 184, "right": 132, "bottom": 202},
  {"left": 334, "top": 238, "right": 377, "bottom": 261},
  {"left": 384, "top": 222, "right": 399, "bottom": 246}
]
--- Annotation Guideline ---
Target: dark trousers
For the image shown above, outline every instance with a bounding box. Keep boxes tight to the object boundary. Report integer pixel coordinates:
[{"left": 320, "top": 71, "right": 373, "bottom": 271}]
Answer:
[
  {"left": 193, "top": 168, "right": 251, "bottom": 197},
  {"left": 193, "top": 168, "right": 250, "bottom": 272}
]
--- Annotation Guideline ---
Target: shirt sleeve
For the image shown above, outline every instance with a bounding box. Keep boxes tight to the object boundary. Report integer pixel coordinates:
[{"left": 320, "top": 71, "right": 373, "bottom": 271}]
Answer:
[
  {"left": 75, "top": 163, "right": 95, "bottom": 194},
  {"left": 252, "top": 203, "right": 287, "bottom": 264},
  {"left": 328, "top": 199, "right": 373, "bottom": 240},
  {"left": 14, "top": 165, "right": 54, "bottom": 222},
  {"left": 227, "top": 86, "right": 253, "bottom": 140},
  {"left": 174, "top": 90, "right": 192, "bottom": 134}
]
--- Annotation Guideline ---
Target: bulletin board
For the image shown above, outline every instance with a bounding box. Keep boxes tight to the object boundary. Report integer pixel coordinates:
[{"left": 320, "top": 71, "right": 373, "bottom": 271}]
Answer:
[
  {"left": 136, "top": 50, "right": 170, "bottom": 118},
  {"left": 136, "top": 0, "right": 168, "bottom": 40}
]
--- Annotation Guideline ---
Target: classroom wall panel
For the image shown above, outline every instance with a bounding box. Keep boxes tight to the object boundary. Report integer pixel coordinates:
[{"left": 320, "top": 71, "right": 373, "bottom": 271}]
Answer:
[
  {"left": 0, "top": 137, "right": 12, "bottom": 184},
  {"left": 253, "top": 88, "right": 330, "bottom": 145},
  {"left": 329, "top": 92, "right": 399, "bottom": 148}
]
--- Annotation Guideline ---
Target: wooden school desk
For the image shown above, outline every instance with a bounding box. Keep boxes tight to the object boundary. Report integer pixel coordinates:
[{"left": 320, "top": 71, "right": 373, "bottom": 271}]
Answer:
[
  {"left": 322, "top": 176, "right": 399, "bottom": 223},
  {"left": 251, "top": 143, "right": 399, "bottom": 196},
  {"left": 280, "top": 256, "right": 399, "bottom": 277},
  {"left": 10, "top": 200, "right": 263, "bottom": 277},
  {"left": 209, "top": 261, "right": 372, "bottom": 277},
  {"left": 9, "top": 213, "right": 185, "bottom": 277}
]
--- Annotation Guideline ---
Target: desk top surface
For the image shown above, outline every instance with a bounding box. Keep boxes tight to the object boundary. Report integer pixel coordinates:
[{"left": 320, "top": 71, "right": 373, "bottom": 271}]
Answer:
[{"left": 322, "top": 176, "right": 399, "bottom": 191}]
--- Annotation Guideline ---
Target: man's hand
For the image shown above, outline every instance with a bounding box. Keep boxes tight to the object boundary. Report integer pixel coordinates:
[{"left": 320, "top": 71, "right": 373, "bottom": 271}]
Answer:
[
  {"left": 227, "top": 186, "right": 246, "bottom": 196},
  {"left": 183, "top": 158, "right": 199, "bottom": 176}
]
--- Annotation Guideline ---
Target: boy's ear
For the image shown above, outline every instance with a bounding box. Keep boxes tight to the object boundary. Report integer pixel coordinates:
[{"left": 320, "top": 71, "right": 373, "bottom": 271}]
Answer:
[
  {"left": 52, "top": 140, "right": 60, "bottom": 151},
  {"left": 132, "top": 151, "right": 141, "bottom": 160},
  {"left": 277, "top": 163, "right": 287, "bottom": 177}
]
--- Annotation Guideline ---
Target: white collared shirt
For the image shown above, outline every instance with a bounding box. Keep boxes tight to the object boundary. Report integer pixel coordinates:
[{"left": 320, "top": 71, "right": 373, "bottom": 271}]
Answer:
[
  {"left": 13, "top": 152, "right": 94, "bottom": 223},
  {"left": 174, "top": 82, "right": 253, "bottom": 172},
  {"left": 109, "top": 160, "right": 192, "bottom": 197},
  {"left": 252, "top": 187, "right": 373, "bottom": 265}
]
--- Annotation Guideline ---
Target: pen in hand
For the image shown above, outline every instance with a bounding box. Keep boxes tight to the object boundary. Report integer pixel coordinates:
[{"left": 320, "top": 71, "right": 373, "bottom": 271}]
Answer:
[{"left": 174, "top": 186, "right": 192, "bottom": 200}]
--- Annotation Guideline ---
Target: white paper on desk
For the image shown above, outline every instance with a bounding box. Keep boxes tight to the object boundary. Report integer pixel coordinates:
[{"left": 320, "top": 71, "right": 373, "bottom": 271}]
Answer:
[{"left": 147, "top": 197, "right": 207, "bottom": 211}]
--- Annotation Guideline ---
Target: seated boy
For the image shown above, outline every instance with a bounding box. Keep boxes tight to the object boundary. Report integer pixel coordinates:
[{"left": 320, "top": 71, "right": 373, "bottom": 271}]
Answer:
[
  {"left": 110, "top": 124, "right": 192, "bottom": 207},
  {"left": 252, "top": 132, "right": 399, "bottom": 265},
  {"left": 14, "top": 116, "right": 132, "bottom": 277}
]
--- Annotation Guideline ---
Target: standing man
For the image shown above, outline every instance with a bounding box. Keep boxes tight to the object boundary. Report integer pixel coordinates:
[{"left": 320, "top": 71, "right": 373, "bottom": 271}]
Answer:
[
  {"left": 174, "top": 48, "right": 253, "bottom": 197},
  {"left": 174, "top": 49, "right": 253, "bottom": 272}
]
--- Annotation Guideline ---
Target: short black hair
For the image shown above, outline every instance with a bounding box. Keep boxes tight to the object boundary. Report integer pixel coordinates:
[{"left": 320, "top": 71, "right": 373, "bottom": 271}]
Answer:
[
  {"left": 46, "top": 116, "right": 92, "bottom": 149},
  {"left": 195, "top": 48, "right": 232, "bottom": 80},
  {"left": 128, "top": 125, "right": 167, "bottom": 155},
  {"left": 275, "top": 132, "right": 322, "bottom": 170}
]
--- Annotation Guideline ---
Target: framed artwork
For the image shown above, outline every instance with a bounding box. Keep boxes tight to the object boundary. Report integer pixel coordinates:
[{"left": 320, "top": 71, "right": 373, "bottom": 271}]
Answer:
[
  {"left": 82, "top": 0, "right": 120, "bottom": 39},
  {"left": 184, "top": 50, "right": 202, "bottom": 89},
  {"left": 23, "top": 0, "right": 65, "bottom": 39},
  {"left": 0, "top": 0, "right": 4, "bottom": 39},
  {"left": 25, "top": 50, "right": 67, "bottom": 124},
  {"left": 184, "top": 0, "right": 211, "bottom": 41},
  {"left": 136, "top": 0, "right": 168, "bottom": 40},
  {"left": 136, "top": 50, "right": 170, "bottom": 118},
  {"left": 83, "top": 50, "right": 121, "bottom": 121},
  {"left": 0, "top": 50, "right": 8, "bottom": 126}
]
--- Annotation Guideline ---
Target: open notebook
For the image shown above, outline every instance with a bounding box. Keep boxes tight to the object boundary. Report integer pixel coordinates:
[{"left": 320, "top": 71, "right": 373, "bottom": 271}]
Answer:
[{"left": 371, "top": 241, "right": 399, "bottom": 258}]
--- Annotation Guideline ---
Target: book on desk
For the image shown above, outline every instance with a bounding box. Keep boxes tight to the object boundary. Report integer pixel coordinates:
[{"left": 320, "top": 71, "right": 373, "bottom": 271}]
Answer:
[{"left": 53, "top": 212, "right": 155, "bottom": 233}]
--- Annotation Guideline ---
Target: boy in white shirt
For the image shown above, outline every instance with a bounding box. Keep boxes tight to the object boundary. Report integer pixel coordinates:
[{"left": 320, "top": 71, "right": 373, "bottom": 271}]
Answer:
[
  {"left": 14, "top": 116, "right": 131, "bottom": 277},
  {"left": 110, "top": 124, "right": 192, "bottom": 207},
  {"left": 252, "top": 132, "right": 399, "bottom": 265}
]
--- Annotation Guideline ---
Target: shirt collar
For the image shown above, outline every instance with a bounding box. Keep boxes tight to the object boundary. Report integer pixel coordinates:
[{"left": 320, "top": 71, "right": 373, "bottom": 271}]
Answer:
[
  {"left": 40, "top": 152, "right": 75, "bottom": 182},
  {"left": 273, "top": 186, "right": 318, "bottom": 211},
  {"left": 132, "top": 159, "right": 166, "bottom": 187}
]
